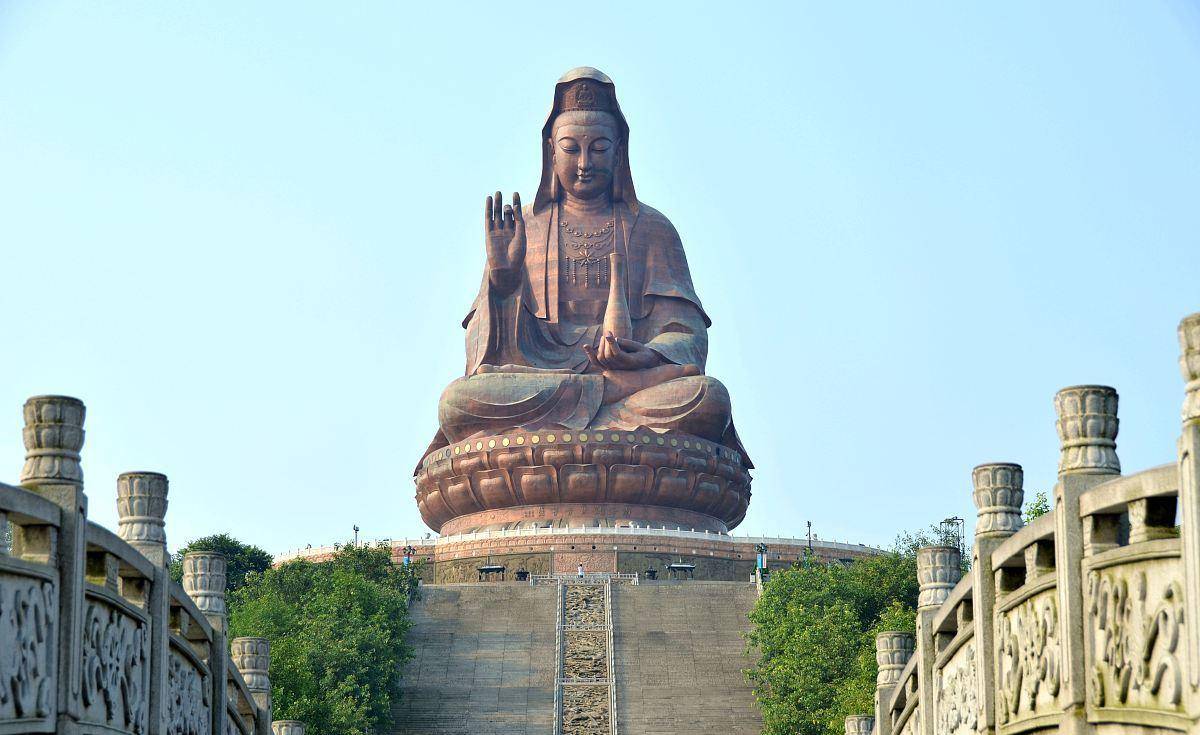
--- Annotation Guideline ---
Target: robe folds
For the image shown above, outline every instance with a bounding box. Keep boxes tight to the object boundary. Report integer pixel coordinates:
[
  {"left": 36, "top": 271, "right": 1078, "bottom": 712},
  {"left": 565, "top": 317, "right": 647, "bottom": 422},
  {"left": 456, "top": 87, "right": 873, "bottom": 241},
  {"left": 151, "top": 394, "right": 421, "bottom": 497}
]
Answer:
[{"left": 429, "top": 200, "right": 750, "bottom": 466}]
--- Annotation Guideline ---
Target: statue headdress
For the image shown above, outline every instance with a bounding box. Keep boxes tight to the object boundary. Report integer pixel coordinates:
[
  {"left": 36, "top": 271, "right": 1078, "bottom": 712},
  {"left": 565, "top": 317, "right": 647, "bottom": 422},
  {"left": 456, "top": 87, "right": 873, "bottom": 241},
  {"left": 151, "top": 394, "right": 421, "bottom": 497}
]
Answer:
[{"left": 533, "top": 67, "right": 637, "bottom": 214}]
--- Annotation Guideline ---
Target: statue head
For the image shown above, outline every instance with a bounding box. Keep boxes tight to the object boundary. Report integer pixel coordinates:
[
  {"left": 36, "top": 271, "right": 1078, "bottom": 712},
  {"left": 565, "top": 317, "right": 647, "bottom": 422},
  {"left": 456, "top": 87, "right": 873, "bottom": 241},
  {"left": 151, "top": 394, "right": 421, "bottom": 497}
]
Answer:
[
  {"left": 534, "top": 68, "right": 638, "bottom": 213},
  {"left": 551, "top": 109, "right": 619, "bottom": 202}
]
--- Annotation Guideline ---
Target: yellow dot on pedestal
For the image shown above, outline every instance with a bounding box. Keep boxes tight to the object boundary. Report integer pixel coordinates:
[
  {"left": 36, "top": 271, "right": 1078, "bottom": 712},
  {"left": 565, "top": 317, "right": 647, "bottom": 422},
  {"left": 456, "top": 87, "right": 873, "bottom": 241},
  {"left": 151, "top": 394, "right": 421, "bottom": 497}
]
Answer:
[
  {"left": 656, "top": 437, "right": 665, "bottom": 445},
  {"left": 626, "top": 434, "right": 635, "bottom": 443},
  {"left": 611, "top": 433, "right": 620, "bottom": 442},
  {"left": 476, "top": 442, "right": 484, "bottom": 451},
  {"left": 563, "top": 434, "right": 572, "bottom": 442},
  {"left": 579, "top": 433, "right": 588, "bottom": 442},
  {"left": 683, "top": 440, "right": 691, "bottom": 448},
  {"left": 454, "top": 447, "right": 461, "bottom": 455},
  {"left": 502, "top": 438, "right": 510, "bottom": 447},
  {"left": 531, "top": 435, "right": 540, "bottom": 444},
  {"left": 488, "top": 439, "right": 496, "bottom": 449},
  {"left": 641, "top": 435, "right": 651, "bottom": 443},
  {"left": 595, "top": 433, "right": 604, "bottom": 442},
  {"left": 516, "top": 436, "right": 525, "bottom": 445},
  {"left": 546, "top": 434, "right": 556, "bottom": 442},
  {"left": 671, "top": 438, "right": 678, "bottom": 447}
]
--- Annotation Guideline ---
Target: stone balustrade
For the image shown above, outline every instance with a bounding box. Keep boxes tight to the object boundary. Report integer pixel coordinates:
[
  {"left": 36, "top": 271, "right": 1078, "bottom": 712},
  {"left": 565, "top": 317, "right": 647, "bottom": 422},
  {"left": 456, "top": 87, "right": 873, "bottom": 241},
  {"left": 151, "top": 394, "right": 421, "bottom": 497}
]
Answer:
[
  {"left": 0, "top": 394, "right": 305, "bottom": 735},
  {"left": 854, "top": 311, "right": 1200, "bottom": 734}
]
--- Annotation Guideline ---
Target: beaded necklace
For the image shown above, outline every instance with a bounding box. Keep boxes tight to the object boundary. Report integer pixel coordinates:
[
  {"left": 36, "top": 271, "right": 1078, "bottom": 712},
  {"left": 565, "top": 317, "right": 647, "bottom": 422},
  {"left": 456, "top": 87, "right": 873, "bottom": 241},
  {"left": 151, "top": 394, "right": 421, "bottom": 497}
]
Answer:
[{"left": 560, "top": 212, "right": 616, "bottom": 287}]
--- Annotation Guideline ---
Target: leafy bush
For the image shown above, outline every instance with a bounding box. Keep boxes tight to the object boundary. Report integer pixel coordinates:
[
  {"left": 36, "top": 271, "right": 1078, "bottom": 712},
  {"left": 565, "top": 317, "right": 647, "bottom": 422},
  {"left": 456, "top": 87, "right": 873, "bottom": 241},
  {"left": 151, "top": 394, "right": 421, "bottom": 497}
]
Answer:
[
  {"left": 1024, "top": 491, "right": 1052, "bottom": 522},
  {"left": 746, "top": 528, "right": 954, "bottom": 735},
  {"left": 228, "top": 543, "right": 418, "bottom": 735}
]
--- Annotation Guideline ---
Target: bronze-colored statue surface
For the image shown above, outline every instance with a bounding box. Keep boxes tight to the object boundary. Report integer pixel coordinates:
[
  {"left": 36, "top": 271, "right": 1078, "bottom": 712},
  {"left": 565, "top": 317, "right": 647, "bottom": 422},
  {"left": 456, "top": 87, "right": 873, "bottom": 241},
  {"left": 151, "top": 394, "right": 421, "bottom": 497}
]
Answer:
[{"left": 416, "top": 68, "right": 752, "bottom": 534}]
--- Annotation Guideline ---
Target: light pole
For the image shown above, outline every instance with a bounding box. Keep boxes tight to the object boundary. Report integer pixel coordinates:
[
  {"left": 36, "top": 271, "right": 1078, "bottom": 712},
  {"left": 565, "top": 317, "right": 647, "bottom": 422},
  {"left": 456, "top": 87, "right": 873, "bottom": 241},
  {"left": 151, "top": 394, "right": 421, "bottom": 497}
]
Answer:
[
  {"left": 754, "top": 542, "right": 768, "bottom": 572},
  {"left": 353, "top": 525, "right": 360, "bottom": 548},
  {"left": 941, "top": 516, "right": 964, "bottom": 555}
]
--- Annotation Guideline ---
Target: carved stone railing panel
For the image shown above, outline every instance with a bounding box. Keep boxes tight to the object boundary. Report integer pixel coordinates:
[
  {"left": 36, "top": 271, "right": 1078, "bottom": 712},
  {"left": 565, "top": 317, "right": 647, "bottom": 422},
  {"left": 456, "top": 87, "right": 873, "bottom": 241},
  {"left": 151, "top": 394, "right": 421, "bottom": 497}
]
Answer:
[
  {"left": 933, "top": 637, "right": 978, "bottom": 735},
  {"left": 2, "top": 396, "right": 290, "bottom": 735},
  {"left": 1084, "top": 545, "right": 1192, "bottom": 730},
  {"left": 78, "top": 592, "right": 151, "bottom": 734},
  {"left": 0, "top": 572, "right": 58, "bottom": 732},
  {"left": 887, "top": 654, "right": 919, "bottom": 735},
  {"left": 994, "top": 588, "right": 1062, "bottom": 729},
  {"left": 167, "top": 640, "right": 212, "bottom": 735},
  {"left": 895, "top": 703, "right": 920, "bottom": 735},
  {"left": 224, "top": 701, "right": 250, "bottom": 735}
]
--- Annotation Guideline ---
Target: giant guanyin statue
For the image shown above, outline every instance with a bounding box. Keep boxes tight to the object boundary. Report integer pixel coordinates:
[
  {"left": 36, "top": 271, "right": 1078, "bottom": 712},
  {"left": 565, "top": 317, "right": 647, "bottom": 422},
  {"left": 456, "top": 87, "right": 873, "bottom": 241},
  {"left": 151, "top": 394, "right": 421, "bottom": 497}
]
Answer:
[{"left": 415, "top": 68, "right": 752, "bottom": 535}]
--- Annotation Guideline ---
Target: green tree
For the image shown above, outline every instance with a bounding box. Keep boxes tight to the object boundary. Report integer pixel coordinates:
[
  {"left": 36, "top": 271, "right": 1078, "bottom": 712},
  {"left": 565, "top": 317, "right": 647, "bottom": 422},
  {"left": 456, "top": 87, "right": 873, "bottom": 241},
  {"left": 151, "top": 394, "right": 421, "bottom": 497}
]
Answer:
[
  {"left": 747, "top": 534, "right": 929, "bottom": 735},
  {"left": 228, "top": 543, "right": 416, "bottom": 735},
  {"left": 169, "top": 533, "right": 274, "bottom": 591},
  {"left": 1024, "top": 491, "right": 1051, "bottom": 522}
]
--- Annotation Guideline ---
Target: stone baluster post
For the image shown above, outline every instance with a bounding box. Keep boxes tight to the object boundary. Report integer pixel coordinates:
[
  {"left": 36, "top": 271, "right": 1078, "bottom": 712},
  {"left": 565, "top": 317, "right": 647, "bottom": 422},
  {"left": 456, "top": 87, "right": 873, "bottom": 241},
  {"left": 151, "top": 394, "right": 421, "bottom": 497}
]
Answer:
[
  {"left": 916, "top": 545, "right": 961, "bottom": 735},
  {"left": 873, "top": 631, "right": 915, "bottom": 735},
  {"left": 182, "top": 551, "right": 230, "bottom": 734},
  {"left": 19, "top": 395, "right": 89, "bottom": 730},
  {"left": 115, "top": 471, "right": 174, "bottom": 735},
  {"left": 844, "top": 714, "right": 874, "bottom": 735},
  {"left": 233, "top": 637, "right": 273, "bottom": 734},
  {"left": 116, "top": 471, "right": 169, "bottom": 567},
  {"left": 1053, "top": 384, "right": 1120, "bottom": 735},
  {"left": 971, "top": 463, "right": 1024, "bottom": 735},
  {"left": 182, "top": 551, "right": 228, "bottom": 633},
  {"left": 272, "top": 720, "right": 306, "bottom": 735},
  {"left": 1177, "top": 312, "right": 1200, "bottom": 692}
]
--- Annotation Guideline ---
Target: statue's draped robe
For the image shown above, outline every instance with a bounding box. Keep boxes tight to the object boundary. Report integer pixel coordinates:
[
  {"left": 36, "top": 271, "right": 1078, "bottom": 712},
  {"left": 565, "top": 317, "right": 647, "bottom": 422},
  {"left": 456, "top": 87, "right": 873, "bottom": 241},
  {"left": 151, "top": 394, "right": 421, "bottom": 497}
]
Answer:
[{"left": 432, "top": 200, "right": 749, "bottom": 464}]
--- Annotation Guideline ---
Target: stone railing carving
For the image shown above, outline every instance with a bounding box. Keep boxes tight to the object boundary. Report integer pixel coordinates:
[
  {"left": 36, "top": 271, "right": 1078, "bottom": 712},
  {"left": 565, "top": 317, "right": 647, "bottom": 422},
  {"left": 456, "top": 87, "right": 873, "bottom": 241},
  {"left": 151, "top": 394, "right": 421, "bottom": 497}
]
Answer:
[
  {"left": 863, "top": 311, "right": 1200, "bottom": 734},
  {"left": 0, "top": 394, "right": 304, "bottom": 735}
]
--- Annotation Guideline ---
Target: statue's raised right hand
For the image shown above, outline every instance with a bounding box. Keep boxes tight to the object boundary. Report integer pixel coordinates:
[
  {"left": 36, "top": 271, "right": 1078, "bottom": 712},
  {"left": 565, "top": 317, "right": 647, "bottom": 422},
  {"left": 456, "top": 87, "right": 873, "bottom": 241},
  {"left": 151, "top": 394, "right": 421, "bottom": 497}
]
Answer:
[{"left": 485, "top": 191, "right": 525, "bottom": 292}]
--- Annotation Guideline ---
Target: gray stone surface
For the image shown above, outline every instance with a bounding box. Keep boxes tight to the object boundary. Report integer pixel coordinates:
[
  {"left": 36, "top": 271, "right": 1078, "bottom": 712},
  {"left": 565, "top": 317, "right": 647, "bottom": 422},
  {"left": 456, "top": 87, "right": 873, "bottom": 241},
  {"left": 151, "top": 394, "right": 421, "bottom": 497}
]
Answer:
[
  {"left": 392, "top": 584, "right": 557, "bottom": 735},
  {"left": 611, "top": 582, "right": 762, "bottom": 735}
]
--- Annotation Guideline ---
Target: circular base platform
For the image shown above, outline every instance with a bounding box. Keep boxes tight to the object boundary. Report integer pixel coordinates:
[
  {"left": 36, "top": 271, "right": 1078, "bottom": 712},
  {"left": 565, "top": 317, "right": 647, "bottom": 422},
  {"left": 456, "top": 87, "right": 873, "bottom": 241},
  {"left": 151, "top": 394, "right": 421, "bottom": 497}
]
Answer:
[{"left": 415, "top": 428, "right": 751, "bottom": 534}]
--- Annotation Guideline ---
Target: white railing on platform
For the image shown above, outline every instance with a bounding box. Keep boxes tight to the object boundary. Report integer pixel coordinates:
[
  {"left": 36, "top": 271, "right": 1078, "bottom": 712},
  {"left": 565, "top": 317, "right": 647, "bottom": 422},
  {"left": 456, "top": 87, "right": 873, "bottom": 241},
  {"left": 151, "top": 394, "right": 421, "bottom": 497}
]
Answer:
[
  {"left": 273, "top": 528, "right": 880, "bottom": 563},
  {"left": 531, "top": 572, "right": 639, "bottom": 586},
  {"left": 605, "top": 579, "right": 618, "bottom": 735},
  {"left": 552, "top": 582, "right": 565, "bottom": 735}
]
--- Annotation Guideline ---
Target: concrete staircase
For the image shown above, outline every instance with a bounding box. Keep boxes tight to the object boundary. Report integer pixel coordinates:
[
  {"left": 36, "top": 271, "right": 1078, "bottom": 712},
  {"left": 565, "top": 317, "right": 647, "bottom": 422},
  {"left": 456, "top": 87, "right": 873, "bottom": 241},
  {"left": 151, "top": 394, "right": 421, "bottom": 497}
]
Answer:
[
  {"left": 611, "top": 582, "right": 763, "bottom": 735},
  {"left": 392, "top": 581, "right": 761, "bottom": 735},
  {"left": 392, "top": 583, "right": 558, "bottom": 735}
]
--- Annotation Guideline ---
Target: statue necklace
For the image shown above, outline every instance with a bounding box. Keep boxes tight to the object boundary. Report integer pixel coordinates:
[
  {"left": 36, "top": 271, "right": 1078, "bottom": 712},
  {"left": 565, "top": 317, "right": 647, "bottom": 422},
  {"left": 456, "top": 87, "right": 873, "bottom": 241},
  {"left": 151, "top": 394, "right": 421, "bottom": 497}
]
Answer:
[{"left": 559, "top": 204, "right": 616, "bottom": 287}]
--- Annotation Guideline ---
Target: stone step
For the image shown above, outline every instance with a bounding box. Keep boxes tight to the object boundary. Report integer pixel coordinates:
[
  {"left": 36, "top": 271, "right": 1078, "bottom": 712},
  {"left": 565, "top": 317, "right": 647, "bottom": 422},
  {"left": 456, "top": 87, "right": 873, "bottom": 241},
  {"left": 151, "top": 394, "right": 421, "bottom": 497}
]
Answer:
[
  {"left": 391, "top": 581, "right": 763, "bottom": 735},
  {"left": 611, "top": 582, "right": 762, "bottom": 735},
  {"left": 391, "top": 584, "right": 558, "bottom": 735}
]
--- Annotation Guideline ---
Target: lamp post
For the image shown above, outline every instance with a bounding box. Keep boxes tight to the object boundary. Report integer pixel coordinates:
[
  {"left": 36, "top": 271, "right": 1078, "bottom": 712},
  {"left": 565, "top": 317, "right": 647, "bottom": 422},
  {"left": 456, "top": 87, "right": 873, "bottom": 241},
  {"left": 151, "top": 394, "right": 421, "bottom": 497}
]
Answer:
[
  {"left": 403, "top": 544, "right": 416, "bottom": 567},
  {"left": 940, "top": 516, "right": 964, "bottom": 555},
  {"left": 754, "top": 542, "right": 768, "bottom": 572},
  {"left": 353, "top": 525, "right": 360, "bottom": 548}
]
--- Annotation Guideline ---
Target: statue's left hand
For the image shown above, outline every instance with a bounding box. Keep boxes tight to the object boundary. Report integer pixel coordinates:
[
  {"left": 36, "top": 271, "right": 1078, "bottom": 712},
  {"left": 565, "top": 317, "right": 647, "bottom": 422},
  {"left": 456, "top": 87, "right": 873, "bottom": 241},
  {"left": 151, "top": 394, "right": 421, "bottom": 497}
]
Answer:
[{"left": 583, "top": 331, "right": 664, "bottom": 371}]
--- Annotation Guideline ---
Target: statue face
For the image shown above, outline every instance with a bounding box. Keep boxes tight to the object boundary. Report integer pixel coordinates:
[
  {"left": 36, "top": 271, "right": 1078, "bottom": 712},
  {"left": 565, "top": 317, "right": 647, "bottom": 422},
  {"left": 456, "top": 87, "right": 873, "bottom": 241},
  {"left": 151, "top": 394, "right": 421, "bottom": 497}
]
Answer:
[{"left": 551, "top": 112, "right": 619, "bottom": 201}]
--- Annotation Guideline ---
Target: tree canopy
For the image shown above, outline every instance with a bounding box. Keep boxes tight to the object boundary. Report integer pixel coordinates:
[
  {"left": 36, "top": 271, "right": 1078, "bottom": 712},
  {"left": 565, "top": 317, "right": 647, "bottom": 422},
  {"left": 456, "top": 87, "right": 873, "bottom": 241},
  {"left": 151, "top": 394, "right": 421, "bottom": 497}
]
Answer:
[
  {"left": 228, "top": 543, "right": 417, "bottom": 735},
  {"left": 169, "top": 532, "right": 274, "bottom": 591},
  {"left": 746, "top": 525, "right": 958, "bottom": 735}
]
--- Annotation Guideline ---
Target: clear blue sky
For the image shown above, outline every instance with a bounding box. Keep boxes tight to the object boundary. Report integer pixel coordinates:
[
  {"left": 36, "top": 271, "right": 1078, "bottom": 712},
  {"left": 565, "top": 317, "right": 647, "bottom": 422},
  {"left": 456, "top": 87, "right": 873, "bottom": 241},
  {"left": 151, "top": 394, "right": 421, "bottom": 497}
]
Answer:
[{"left": 2, "top": 3, "right": 1197, "bottom": 556}]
